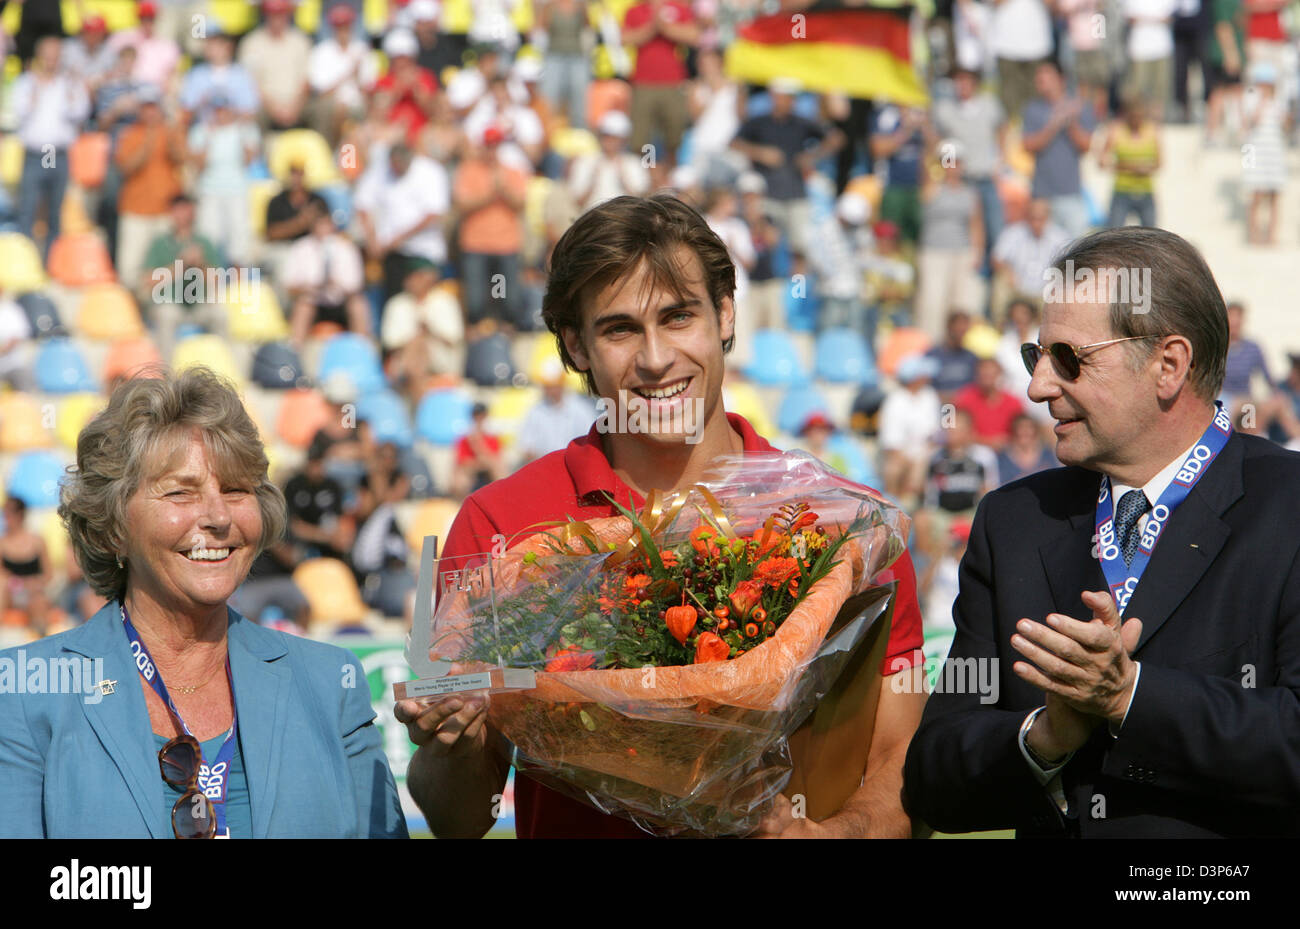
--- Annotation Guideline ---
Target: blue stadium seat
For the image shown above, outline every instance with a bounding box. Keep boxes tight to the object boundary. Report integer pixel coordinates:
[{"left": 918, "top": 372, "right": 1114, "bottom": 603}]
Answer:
[
  {"left": 814, "top": 327, "right": 878, "bottom": 385},
  {"left": 7, "top": 450, "right": 66, "bottom": 507},
  {"left": 746, "top": 330, "right": 810, "bottom": 386},
  {"left": 317, "top": 184, "right": 353, "bottom": 228},
  {"left": 777, "top": 384, "right": 829, "bottom": 435},
  {"left": 356, "top": 388, "right": 414, "bottom": 448},
  {"left": 34, "top": 338, "right": 97, "bottom": 393},
  {"left": 824, "top": 432, "right": 881, "bottom": 488},
  {"left": 415, "top": 389, "right": 473, "bottom": 446},
  {"left": 399, "top": 446, "right": 437, "bottom": 498},
  {"left": 317, "top": 333, "right": 385, "bottom": 394}
]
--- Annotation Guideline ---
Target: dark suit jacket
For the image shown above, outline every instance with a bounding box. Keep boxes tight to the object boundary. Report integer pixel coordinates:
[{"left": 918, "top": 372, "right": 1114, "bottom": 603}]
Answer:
[{"left": 903, "top": 432, "right": 1300, "bottom": 837}]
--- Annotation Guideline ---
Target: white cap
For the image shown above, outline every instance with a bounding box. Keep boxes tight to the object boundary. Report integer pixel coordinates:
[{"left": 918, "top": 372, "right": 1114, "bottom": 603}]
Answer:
[
  {"left": 767, "top": 76, "right": 803, "bottom": 96},
  {"left": 737, "top": 170, "right": 766, "bottom": 195},
  {"left": 513, "top": 55, "right": 543, "bottom": 82},
  {"left": 836, "top": 192, "right": 870, "bottom": 226},
  {"left": 408, "top": 0, "right": 441, "bottom": 21},
  {"left": 382, "top": 28, "right": 419, "bottom": 59},
  {"left": 597, "top": 109, "right": 632, "bottom": 138}
]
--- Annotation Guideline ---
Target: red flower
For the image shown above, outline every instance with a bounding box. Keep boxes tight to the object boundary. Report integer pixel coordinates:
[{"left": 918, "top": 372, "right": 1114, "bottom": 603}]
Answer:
[
  {"left": 729, "top": 580, "right": 763, "bottom": 619},
  {"left": 659, "top": 550, "right": 679, "bottom": 569},
  {"left": 792, "top": 510, "right": 819, "bottom": 531},
  {"left": 694, "top": 632, "right": 730, "bottom": 663},
  {"left": 546, "top": 644, "right": 596, "bottom": 672},
  {"left": 753, "top": 557, "right": 801, "bottom": 590}
]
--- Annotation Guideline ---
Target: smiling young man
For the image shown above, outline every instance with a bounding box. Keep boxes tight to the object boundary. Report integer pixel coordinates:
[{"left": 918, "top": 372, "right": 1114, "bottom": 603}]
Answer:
[
  {"left": 903, "top": 226, "right": 1300, "bottom": 836},
  {"left": 397, "top": 194, "right": 928, "bottom": 838}
]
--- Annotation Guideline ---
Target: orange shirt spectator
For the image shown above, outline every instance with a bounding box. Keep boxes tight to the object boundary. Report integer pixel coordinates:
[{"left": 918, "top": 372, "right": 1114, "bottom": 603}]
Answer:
[
  {"left": 115, "top": 120, "right": 184, "bottom": 215},
  {"left": 454, "top": 152, "right": 528, "bottom": 255}
]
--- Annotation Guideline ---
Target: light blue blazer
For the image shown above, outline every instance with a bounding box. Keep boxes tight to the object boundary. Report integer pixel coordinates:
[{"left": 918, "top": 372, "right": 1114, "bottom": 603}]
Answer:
[{"left": 0, "top": 603, "right": 408, "bottom": 838}]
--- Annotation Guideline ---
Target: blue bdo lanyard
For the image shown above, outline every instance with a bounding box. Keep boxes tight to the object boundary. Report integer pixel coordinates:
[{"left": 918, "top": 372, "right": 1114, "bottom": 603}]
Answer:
[
  {"left": 1094, "top": 403, "right": 1232, "bottom": 615},
  {"left": 121, "top": 602, "right": 238, "bottom": 838}
]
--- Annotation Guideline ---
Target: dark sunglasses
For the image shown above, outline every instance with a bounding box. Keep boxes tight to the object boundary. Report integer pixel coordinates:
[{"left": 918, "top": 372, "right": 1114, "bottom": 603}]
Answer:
[
  {"left": 159, "top": 734, "right": 217, "bottom": 839},
  {"left": 1020, "top": 335, "right": 1157, "bottom": 380}
]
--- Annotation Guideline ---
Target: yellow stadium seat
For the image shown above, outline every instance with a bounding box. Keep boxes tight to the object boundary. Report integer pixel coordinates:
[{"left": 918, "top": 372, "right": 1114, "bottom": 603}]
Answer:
[
  {"left": 59, "top": 187, "right": 95, "bottom": 235},
  {"left": 210, "top": 0, "right": 258, "bottom": 34},
  {"left": 248, "top": 179, "right": 281, "bottom": 240},
  {"left": 47, "top": 233, "right": 116, "bottom": 287},
  {"left": 76, "top": 283, "right": 145, "bottom": 340},
  {"left": 525, "top": 336, "right": 584, "bottom": 392},
  {"left": 0, "top": 233, "right": 48, "bottom": 294},
  {"left": 511, "top": 0, "right": 535, "bottom": 32},
  {"left": 723, "top": 380, "right": 776, "bottom": 439},
  {"left": 963, "top": 322, "right": 1001, "bottom": 360},
  {"left": 363, "top": 0, "right": 390, "bottom": 33},
  {"left": 0, "top": 4, "right": 18, "bottom": 33},
  {"left": 268, "top": 129, "right": 340, "bottom": 188},
  {"left": 39, "top": 508, "right": 70, "bottom": 576},
  {"left": 103, "top": 338, "right": 163, "bottom": 385},
  {"left": 293, "top": 557, "right": 368, "bottom": 626},
  {"left": 226, "top": 278, "right": 290, "bottom": 342},
  {"left": 0, "top": 134, "right": 22, "bottom": 187},
  {"left": 550, "top": 126, "right": 599, "bottom": 160},
  {"left": 171, "top": 334, "right": 243, "bottom": 385},
  {"left": 0, "top": 392, "right": 53, "bottom": 452},
  {"left": 488, "top": 385, "right": 539, "bottom": 424},
  {"left": 55, "top": 393, "right": 105, "bottom": 451},
  {"left": 403, "top": 497, "right": 462, "bottom": 558},
  {"left": 3, "top": 55, "right": 20, "bottom": 83},
  {"left": 296, "top": 0, "right": 322, "bottom": 34},
  {"left": 443, "top": 0, "right": 472, "bottom": 33},
  {"left": 525, "top": 175, "right": 553, "bottom": 239},
  {"left": 77, "top": 1, "right": 138, "bottom": 31},
  {"left": 276, "top": 388, "right": 333, "bottom": 448}
]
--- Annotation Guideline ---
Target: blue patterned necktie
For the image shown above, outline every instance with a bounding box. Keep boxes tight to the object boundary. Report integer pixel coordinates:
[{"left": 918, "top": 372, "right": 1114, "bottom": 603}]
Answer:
[{"left": 1114, "top": 489, "right": 1152, "bottom": 567}]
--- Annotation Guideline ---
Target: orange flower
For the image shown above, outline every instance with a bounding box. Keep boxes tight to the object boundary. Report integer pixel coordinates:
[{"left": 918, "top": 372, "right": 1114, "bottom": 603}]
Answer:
[
  {"left": 546, "top": 644, "right": 596, "bottom": 672},
  {"left": 729, "top": 580, "right": 763, "bottom": 619},
  {"left": 623, "top": 573, "right": 652, "bottom": 598},
  {"left": 690, "top": 526, "right": 720, "bottom": 557},
  {"left": 665, "top": 604, "right": 697, "bottom": 644},
  {"left": 792, "top": 510, "right": 819, "bottom": 531},
  {"left": 694, "top": 632, "right": 730, "bottom": 663},
  {"left": 753, "top": 557, "right": 801, "bottom": 589},
  {"left": 659, "top": 550, "right": 679, "bottom": 568},
  {"left": 749, "top": 527, "right": 785, "bottom": 557}
]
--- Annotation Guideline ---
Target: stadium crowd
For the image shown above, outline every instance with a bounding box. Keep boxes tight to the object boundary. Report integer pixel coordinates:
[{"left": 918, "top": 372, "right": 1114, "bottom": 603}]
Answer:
[{"left": 1, "top": 0, "right": 1299, "bottom": 647}]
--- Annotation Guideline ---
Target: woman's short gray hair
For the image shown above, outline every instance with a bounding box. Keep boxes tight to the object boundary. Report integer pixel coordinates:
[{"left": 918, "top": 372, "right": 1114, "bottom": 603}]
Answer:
[{"left": 59, "top": 366, "right": 287, "bottom": 600}]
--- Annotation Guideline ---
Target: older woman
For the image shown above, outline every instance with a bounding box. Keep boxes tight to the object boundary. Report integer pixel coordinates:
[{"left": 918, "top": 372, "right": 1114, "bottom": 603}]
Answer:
[{"left": 0, "top": 367, "right": 407, "bottom": 838}]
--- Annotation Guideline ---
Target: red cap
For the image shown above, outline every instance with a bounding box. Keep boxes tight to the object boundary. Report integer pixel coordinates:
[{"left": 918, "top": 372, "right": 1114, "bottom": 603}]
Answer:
[
  {"left": 82, "top": 14, "right": 108, "bottom": 32},
  {"left": 482, "top": 125, "right": 506, "bottom": 146},
  {"left": 263, "top": 0, "right": 293, "bottom": 12},
  {"left": 326, "top": 4, "right": 356, "bottom": 24},
  {"left": 871, "top": 220, "right": 898, "bottom": 240},
  {"left": 138, "top": 1, "right": 158, "bottom": 19},
  {"left": 799, "top": 411, "right": 835, "bottom": 435},
  {"left": 949, "top": 520, "right": 972, "bottom": 543}
]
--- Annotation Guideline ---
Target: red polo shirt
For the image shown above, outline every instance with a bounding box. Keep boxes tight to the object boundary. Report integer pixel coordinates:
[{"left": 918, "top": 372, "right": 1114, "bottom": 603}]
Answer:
[{"left": 439, "top": 412, "right": 924, "bottom": 838}]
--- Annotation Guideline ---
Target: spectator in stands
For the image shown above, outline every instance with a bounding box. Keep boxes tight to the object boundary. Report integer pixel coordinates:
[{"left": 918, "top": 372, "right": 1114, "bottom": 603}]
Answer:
[
  {"left": 1057, "top": 0, "right": 1112, "bottom": 119},
  {"left": 239, "top": 0, "right": 313, "bottom": 134},
  {"left": 1267, "top": 353, "right": 1300, "bottom": 445},
  {"left": 105, "top": 1, "right": 181, "bottom": 93},
  {"left": 374, "top": 28, "right": 440, "bottom": 146},
  {"left": 0, "top": 498, "right": 53, "bottom": 637},
  {"left": 990, "top": 0, "right": 1053, "bottom": 120},
  {"left": 464, "top": 73, "right": 547, "bottom": 174},
  {"left": 733, "top": 172, "right": 784, "bottom": 355},
  {"left": 179, "top": 28, "right": 259, "bottom": 125},
  {"left": 995, "top": 411, "right": 1057, "bottom": 483},
  {"left": 411, "top": 0, "right": 461, "bottom": 80},
  {"left": 351, "top": 441, "right": 414, "bottom": 615},
  {"left": 1173, "top": 0, "right": 1212, "bottom": 124},
  {"left": 94, "top": 46, "right": 146, "bottom": 144},
  {"left": 915, "top": 141, "right": 984, "bottom": 341},
  {"left": 537, "top": 0, "right": 594, "bottom": 129},
  {"left": 688, "top": 47, "right": 742, "bottom": 187},
  {"left": 114, "top": 85, "right": 185, "bottom": 289},
  {"left": 140, "top": 193, "right": 229, "bottom": 361},
  {"left": 356, "top": 140, "right": 451, "bottom": 301},
  {"left": 307, "top": 3, "right": 379, "bottom": 146},
  {"left": 953, "top": 356, "right": 1023, "bottom": 450},
  {"left": 1206, "top": 0, "right": 1245, "bottom": 144},
  {"left": 925, "top": 310, "right": 979, "bottom": 399},
  {"left": 922, "top": 406, "right": 998, "bottom": 519},
  {"left": 1102, "top": 93, "right": 1161, "bottom": 227},
  {"left": 0, "top": 286, "right": 32, "bottom": 389},
  {"left": 863, "top": 219, "right": 917, "bottom": 331},
  {"left": 732, "top": 79, "right": 841, "bottom": 255},
  {"left": 516, "top": 359, "right": 598, "bottom": 463},
  {"left": 62, "top": 14, "right": 117, "bottom": 95},
  {"left": 285, "top": 444, "right": 356, "bottom": 565},
  {"left": 568, "top": 110, "right": 652, "bottom": 212},
  {"left": 445, "top": 42, "right": 517, "bottom": 121},
  {"left": 1220, "top": 300, "right": 1273, "bottom": 406},
  {"left": 382, "top": 256, "right": 466, "bottom": 400},
  {"left": 454, "top": 126, "right": 530, "bottom": 328},
  {"left": 879, "top": 354, "right": 942, "bottom": 507},
  {"left": 5, "top": 0, "right": 65, "bottom": 66},
  {"left": 870, "top": 100, "right": 932, "bottom": 246},
  {"left": 623, "top": 0, "right": 698, "bottom": 180},
  {"left": 1022, "top": 59, "right": 1097, "bottom": 238},
  {"left": 1243, "top": 61, "right": 1286, "bottom": 246},
  {"left": 310, "top": 376, "right": 375, "bottom": 495},
  {"left": 264, "top": 161, "right": 330, "bottom": 285},
  {"left": 703, "top": 187, "right": 755, "bottom": 332},
  {"left": 993, "top": 297, "right": 1050, "bottom": 421},
  {"left": 795, "top": 411, "right": 854, "bottom": 478},
  {"left": 12, "top": 36, "right": 90, "bottom": 262},
  {"left": 808, "top": 191, "right": 873, "bottom": 335},
  {"left": 451, "top": 402, "right": 506, "bottom": 498},
  {"left": 932, "top": 66, "right": 1005, "bottom": 274},
  {"left": 284, "top": 210, "right": 372, "bottom": 347},
  {"left": 1124, "top": 0, "right": 1177, "bottom": 122},
  {"left": 187, "top": 92, "right": 260, "bottom": 265},
  {"left": 990, "top": 197, "right": 1070, "bottom": 325}
]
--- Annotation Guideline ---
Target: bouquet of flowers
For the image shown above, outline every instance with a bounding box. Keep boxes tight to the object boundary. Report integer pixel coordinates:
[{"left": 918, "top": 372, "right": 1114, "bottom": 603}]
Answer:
[{"left": 413, "top": 451, "right": 910, "bottom": 835}]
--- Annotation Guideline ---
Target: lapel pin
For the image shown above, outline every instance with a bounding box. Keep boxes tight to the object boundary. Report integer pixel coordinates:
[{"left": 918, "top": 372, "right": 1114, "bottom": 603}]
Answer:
[
  {"left": 1189, "top": 544, "right": 1199, "bottom": 549},
  {"left": 97, "top": 679, "right": 117, "bottom": 696}
]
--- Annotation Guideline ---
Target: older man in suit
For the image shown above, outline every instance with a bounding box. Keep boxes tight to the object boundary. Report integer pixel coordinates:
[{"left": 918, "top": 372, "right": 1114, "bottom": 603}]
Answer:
[{"left": 903, "top": 226, "right": 1300, "bottom": 836}]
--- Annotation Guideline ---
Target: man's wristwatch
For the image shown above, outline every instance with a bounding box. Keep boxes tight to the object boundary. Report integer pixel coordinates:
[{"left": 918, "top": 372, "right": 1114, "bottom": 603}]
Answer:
[{"left": 1021, "top": 707, "right": 1069, "bottom": 769}]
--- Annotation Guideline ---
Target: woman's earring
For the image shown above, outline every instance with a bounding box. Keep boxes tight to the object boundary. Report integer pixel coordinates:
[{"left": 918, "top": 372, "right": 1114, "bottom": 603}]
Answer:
[{"left": 116, "top": 555, "right": 124, "bottom": 569}]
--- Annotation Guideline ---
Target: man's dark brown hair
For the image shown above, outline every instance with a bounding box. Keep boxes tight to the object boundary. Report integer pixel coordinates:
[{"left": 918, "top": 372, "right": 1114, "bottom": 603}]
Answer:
[{"left": 542, "top": 194, "right": 737, "bottom": 395}]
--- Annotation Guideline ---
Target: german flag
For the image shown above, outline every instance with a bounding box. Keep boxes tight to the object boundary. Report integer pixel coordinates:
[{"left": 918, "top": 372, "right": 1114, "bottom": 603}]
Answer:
[{"left": 725, "top": 0, "right": 927, "bottom": 105}]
